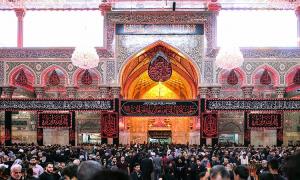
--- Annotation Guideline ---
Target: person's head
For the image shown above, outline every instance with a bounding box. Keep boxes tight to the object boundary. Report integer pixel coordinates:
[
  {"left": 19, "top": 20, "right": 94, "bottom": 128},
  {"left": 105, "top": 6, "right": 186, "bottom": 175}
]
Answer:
[
  {"left": 120, "top": 156, "right": 125, "bottom": 163},
  {"left": 268, "top": 158, "right": 279, "bottom": 173},
  {"left": 10, "top": 164, "right": 22, "bottom": 180},
  {"left": 30, "top": 157, "right": 37, "bottom": 166},
  {"left": 45, "top": 162, "right": 54, "bottom": 173},
  {"left": 199, "top": 171, "right": 210, "bottom": 180},
  {"left": 284, "top": 152, "right": 300, "bottom": 180},
  {"left": 133, "top": 163, "right": 140, "bottom": 172},
  {"left": 112, "top": 157, "right": 117, "bottom": 165},
  {"left": 223, "top": 157, "right": 229, "bottom": 166},
  {"left": 262, "top": 160, "right": 268, "bottom": 168},
  {"left": 26, "top": 168, "right": 34, "bottom": 177},
  {"left": 73, "top": 159, "right": 80, "bottom": 166},
  {"left": 63, "top": 164, "right": 78, "bottom": 180},
  {"left": 233, "top": 165, "right": 249, "bottom": 180},
  {"left": 77, "top": 160, "right": 101, "bottom": 180},
  {"left": 88, "top": 170, "right": 130, "bottom": 180},
  {"left": 210, "top": 165, "right": 230, "bottom": 180}
]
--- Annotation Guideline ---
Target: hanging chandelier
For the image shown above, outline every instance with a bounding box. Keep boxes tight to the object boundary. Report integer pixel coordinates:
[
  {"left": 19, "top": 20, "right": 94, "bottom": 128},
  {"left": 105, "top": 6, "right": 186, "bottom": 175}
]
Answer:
[
  {"left": 71, "top": 45, "right": 99, "bottom": 70},
  {"left": 215, "top": 46, "right": 244, "bottom": 70}
]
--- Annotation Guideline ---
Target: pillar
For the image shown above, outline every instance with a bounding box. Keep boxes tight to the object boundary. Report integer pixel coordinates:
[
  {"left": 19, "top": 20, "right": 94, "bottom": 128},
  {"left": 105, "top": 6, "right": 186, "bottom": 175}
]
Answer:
[
  {"left": 33, "top": 85, "right": 45, "bottom": 99},
  {"left": 210, "top": 85, "right": 221, "bottom": 98},
  {"left": 1, "top": 86, "right": 15, "bottom": 146},
  {"left": 276, "top": 86, "right": 285, "bottom": 146},
  {"left": 242, "top": 85, "right": 253, "bottom": 146},
  {"left": 295, "top": 6, "right": 300, "bottom": 47},
  {"left": 241, "top": 85, "right": 254, "bottom": 98},
  {"left": 1, "top": 86, "right": 15, "bottom": 98},
  {"left": 99, "top": 86, "right": 110, "bottom": 98},
  {"left": 66, "top": 86, "right": 77, "bottom": 145},
  {"left": 198, "top": 86, "right": 210, "bottom": 145},
  {"left": 275, "top": 85, "right": 286, "bottom": 99},
  {"left": 14, "top": 8, "right": 25, "bottom": 48},
  {"left": 34, "top": 85, "right": 44, "bottom": 145},
  {"left": 66, "top": 86, "right": 77, "bottom": 99}
]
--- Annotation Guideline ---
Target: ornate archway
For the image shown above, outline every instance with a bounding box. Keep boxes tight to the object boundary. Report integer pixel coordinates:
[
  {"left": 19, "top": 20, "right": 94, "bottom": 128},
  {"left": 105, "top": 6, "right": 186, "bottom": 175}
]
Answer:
[{"left": 120, "top": 41, "right": 200, "bottom": 144}]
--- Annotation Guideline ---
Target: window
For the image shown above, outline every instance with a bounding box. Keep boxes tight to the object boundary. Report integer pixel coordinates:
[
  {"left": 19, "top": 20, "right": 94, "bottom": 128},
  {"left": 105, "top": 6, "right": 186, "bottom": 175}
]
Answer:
[
  {"left": 217, "top": 10, "right": 297, "bottom": 47},
  {"left": 0, "top": 11, "right": 17, "bottom": 47},
  {"left": 24, "top": 10, "right": 103, "bottom": 47}
]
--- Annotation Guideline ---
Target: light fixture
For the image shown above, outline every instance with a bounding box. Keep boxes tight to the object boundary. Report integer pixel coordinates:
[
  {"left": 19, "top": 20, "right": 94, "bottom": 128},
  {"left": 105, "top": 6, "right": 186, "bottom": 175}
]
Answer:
[
  {"left": 71, "top": 46, "right": 99, "bottom": 69},
  {"left": 215, "top": 46, "right": 244, "bottom": 70}
]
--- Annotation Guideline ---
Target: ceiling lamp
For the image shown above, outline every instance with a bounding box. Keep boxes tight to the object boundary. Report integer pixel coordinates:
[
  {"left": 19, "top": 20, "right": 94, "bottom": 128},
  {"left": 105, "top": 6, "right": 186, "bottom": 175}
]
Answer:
[
  {"left": 71, "top": 45, "right": 99, "bottom": 70},
  {"left": 215, "top": 46, "right": 244, "bottom": 70}
]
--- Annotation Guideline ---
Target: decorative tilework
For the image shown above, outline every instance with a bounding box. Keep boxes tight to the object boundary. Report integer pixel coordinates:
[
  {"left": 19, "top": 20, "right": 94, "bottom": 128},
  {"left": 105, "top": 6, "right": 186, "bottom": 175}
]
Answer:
[
  {"left": 0, "top": 61, "right": 4, "bottom": 86},
  {"left": 106, "top": 61, "right": 115, "bottom": 83},
  {"left": 203, "top": 61, "right": 213, "bottom": 84}
]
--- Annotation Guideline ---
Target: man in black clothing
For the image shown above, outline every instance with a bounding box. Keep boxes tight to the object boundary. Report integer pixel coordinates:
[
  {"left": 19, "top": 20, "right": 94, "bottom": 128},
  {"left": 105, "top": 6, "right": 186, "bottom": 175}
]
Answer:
[
  {"left": 233, "top": 165, "right": 249, "bottom": 180},
  {"left": 131, "top": 163, "right": 143, "bottom": 180},
  {"left": 141, "top": 154, "right": 153, "bottom": 180},
  {"left": 39, "top": 162, "right": 60, "bottom": 180},
  {"left": 259, "top": 159, "right": 284, "bottom": 180}
]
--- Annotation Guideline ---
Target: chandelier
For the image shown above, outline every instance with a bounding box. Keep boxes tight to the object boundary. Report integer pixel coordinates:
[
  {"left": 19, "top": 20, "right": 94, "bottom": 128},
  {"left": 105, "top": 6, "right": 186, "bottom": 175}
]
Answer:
[
  {"left": 71, "top": 45, "right": 99, "bottom": 70},
  {"left": 215, "top": 46, "right": 244, "bottom": 70}
]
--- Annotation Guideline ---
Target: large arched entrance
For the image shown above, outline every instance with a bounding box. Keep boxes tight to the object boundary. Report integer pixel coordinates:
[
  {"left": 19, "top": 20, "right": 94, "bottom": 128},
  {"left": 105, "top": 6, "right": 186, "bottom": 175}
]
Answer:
[{"left": 120, "top": 41, "right": 199, "bottom": 144}]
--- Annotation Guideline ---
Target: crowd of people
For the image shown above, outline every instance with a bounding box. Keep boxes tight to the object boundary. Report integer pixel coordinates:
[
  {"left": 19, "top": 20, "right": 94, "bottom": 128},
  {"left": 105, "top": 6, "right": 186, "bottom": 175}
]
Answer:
[{"left": 0, "top": 143, "right": 299, "bottom": 180}]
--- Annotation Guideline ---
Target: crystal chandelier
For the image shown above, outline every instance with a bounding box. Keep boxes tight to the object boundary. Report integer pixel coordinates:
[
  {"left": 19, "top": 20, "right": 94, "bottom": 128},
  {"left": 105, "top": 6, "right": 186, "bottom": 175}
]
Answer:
[
  {"left": 215, "top": 46, "right": 244, "bottom": 70},
  {"left": 71, "top": 45, "right": 99, "bottom": 70}
]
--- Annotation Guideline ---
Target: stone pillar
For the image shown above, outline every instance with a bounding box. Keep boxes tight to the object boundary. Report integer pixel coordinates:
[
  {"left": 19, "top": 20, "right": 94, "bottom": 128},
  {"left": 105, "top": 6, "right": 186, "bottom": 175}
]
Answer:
[
  {"left": 210, "top": 85, "right": 221, "bottom": 98},
  {"left": 241, "top": 85, "right": 254, "bottom": 98},
  {"left": 34, "top": 86, "right": 45, "bottom": 99},
  {"left": 99, "top": 86, "right": 110, "bottom": 98},
  {"left": 34, "top": 85, "right": 44, "bottom": 145},
  {"left": 111, "top": 86, "right": 121, "bottom": 98},
  {"left": 1, "top": 86, "right": 15, "bottom": 98},
  {"left": 14, "top": 8, "right": 25, "bottom": 48},
  {"left": 276, "top": 85, "right": 285, "bottom": 146},
  {"left": 295, "top": 6, "right": 300, "bottom": 47},
  {"left": 66, "top": 86, "right": 77, "bottom": 98},
  {"left": 275, "top": 86, "right": 286, "bottom": 99},
  {"left": 198, "top": 86, "right": 210, "bottom": 98}
]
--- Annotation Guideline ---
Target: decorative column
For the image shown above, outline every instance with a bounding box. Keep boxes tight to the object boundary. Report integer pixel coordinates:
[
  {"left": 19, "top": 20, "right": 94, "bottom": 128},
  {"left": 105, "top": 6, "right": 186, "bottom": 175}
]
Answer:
[
  {"left": 1, "top": 86, "right": 14, "bottom": 146},
  {"left": 241, "top": 85, "right": 254, "bottom": 98},
  {"left": 1, "top": 86, "right": 15, "bottom": 98},
  {"left": 99, "top": 86, "right": 110, "bottom": 98},
  {"left": 275, "top": 85, "right": 286, "bottom": 99},
  {"left": 33, "top": 85, "right": 45, "bottom": 99},
  {"left": 66, "top": 86, "right": 77, "bottom": 146},
  {"left": 198, "top": 86, "right": 210, "bottom": 145},
  {"left": 295, "top": 6, "right": 300, "bottom": 47},
  {"left": 14, "top": 8, "right": 25, "bottom": 48},
  {"left": 66, "top": 86, "right": 77, "bottom": 99},
  {"left": 209, "top": 85, "right": 221, "bottom": 146},
  {"left": 111, "top": 86, "right": 121, "bottom": 99},
  {"left": 34, "top": 85, "right": 44, "bottom": 145},
  {"left": 210, "top": 85, "right": 221, "bottom": 98},
  {"left": 241, "top": 85, "right": 253, "bottom": 146},
  {"left": 276, "top": 85, "right": 285, "bottom": 146},
  {"left": 198, "top": 86, "right": 210, "bottom": 99}
]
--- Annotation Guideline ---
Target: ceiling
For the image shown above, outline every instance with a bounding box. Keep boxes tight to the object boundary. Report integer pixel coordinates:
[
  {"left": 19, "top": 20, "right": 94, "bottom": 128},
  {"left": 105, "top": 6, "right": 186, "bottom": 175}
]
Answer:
[{"left": 0, "top": 0, "right": 297, "bottom": 10}]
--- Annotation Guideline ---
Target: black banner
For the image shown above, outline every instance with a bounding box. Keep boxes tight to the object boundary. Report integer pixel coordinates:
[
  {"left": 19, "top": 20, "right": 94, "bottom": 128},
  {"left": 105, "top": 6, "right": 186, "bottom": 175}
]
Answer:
[
  {"left": 202, "top": 113, "right": 218, "bottom": 138},
  {"left": 0, "top": 99, "right": 114, "bottom": 111},
  {"left": 206, "top": 99, "right": 300, "bottom": 111},
  {"left": 121, "top": 100, "right": 199, "bottom": 116},
  {"left": 38, "top": 113, "right": 71, "bottom": 128},
  {"left": 101, "top": 112, "right": 119, "bottom": 138},
  {"left": 248, "top": 113, "right": 282, "bottom": 129},
  {"left": 148, "top": 130, "right": 171, "bottom": 139},
  {"left": 4, "top": 111, "right": 12, "bottom": 146}
]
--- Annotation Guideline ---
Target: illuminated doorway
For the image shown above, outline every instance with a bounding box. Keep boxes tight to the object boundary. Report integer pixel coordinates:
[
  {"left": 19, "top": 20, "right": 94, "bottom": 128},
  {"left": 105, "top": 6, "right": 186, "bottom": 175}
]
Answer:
[{"left": 120, "top": 41, "right": 199, "bottom": 144}]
